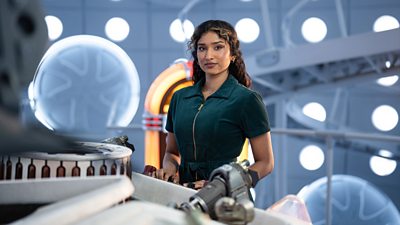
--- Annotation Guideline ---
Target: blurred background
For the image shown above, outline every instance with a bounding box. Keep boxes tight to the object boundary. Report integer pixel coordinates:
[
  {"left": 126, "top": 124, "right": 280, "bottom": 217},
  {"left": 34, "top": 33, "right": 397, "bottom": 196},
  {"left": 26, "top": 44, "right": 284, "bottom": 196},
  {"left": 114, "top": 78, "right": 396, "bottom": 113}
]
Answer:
[{"left": 7, "top": 0, "right": 400, "bottom": 223}]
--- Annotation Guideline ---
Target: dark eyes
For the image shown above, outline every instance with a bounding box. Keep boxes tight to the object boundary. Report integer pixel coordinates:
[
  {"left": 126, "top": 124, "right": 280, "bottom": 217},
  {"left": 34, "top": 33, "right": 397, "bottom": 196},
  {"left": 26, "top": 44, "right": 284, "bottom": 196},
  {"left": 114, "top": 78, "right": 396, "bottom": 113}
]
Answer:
[
  {"left": 214, "top": 45, "right": 223, "bottom": 50},
  {"left": 197, "top": 45, "right": 224, "bottom": 51}
]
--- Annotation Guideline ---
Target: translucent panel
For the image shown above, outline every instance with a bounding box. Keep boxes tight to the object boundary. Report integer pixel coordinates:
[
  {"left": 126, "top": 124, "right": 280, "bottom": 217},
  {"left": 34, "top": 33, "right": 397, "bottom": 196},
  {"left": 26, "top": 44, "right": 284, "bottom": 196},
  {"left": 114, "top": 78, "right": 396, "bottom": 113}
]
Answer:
[
  {"left": 30, "top": 35, "right": 140, "bottom": 136},
  {"left": 299, "top": 145, "right": 324, "bottom": 171},
  {"left": 169, "top": 19, "right": 194, "bottom": 43},
  {"left": 302, "top": 102, "right": 326, "bottom": 122},
  {"left": 235, "top": 18, "right": 260, "bottom": 43},
  {"left": 371, "top": 105, "right": 399, "bottom": 131},
  {"left": 45, "top": 15, "right": 63, "bottom": 41},
  {"left": 301, "top": 17, "right": 327, "bottom": 43},
  {"left": 267, "top": 195, "right": 312, "bottom": 224},
  {"left": 105, "top": 17, "right": 130, "bottom": 42},
  {"left": 373, "top": 15, "right": 400, "bottom": 32}
]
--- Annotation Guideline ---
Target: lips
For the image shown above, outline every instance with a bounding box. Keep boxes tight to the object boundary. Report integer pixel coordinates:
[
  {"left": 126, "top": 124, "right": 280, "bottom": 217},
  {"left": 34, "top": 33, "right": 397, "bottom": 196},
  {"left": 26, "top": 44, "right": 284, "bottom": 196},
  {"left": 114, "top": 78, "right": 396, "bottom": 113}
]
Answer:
[{"left": 204, "top": 63, "right": 217, "bottom": 68}]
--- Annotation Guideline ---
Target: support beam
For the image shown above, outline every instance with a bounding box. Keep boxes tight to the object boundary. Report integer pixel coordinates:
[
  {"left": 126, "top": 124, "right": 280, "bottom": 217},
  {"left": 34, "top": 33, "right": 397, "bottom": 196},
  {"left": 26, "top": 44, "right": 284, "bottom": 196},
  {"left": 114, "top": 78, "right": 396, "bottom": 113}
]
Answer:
[
  {"left": 263, "top": 66, "right": 400, "bottom": 105},
  {"left": 246, "top": 29, "right": 400, "bottom": 77}
]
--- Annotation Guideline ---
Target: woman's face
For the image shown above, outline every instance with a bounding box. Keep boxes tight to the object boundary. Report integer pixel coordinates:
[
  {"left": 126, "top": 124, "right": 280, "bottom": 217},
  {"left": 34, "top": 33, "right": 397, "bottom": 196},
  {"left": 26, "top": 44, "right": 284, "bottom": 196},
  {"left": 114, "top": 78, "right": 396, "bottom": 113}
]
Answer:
[{"left": 196, "top": 31, "right": 232, "bottom": 78}]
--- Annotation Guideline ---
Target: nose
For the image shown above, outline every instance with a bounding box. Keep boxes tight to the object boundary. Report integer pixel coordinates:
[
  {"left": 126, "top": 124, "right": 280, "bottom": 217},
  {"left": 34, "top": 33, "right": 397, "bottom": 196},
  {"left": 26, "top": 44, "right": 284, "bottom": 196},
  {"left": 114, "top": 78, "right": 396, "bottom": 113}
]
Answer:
[{"left": 204, "top": 50, "right": 213, "bottom": 60}]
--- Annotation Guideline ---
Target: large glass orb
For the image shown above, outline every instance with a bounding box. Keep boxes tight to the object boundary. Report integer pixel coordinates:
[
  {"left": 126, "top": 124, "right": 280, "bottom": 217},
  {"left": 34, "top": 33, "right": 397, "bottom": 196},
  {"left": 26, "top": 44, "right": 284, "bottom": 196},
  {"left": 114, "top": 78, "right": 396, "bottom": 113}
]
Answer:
[
  {"left": 298, "top": 175, "right": 400, "bottom": 225},
  {"left": 30, "top": 35, "right": 140, "bottom": 137}
]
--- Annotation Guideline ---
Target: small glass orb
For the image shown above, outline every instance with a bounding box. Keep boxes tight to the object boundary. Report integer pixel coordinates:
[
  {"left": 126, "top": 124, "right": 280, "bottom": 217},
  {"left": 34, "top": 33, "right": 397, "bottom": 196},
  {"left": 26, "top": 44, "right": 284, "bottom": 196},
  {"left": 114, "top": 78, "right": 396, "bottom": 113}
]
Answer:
[
  {"left": 235, "top": 18, "right": 260, "bottom": 43},
  {"left": 105, "top": 17, "right": 130, "bottom": 42},
  {"left": 371, "top": 105, "right": 399, "bottom": 131},
  {"left": 373, "top": 15, "right": 400, "bottom": 32},
  {"left": 299, "top": 145, "right": 325, "bottom": 171},
  {"left": 45, "top": 15, "right": 63, "bottom": 41},
  {"left": 301, "top": 17, "right": 327, "bottom": 43},
  {"left": 302, "top": 102, "right": 326, "bottom": 122},
  {"left": 377, "top": 75, "right": 399, "bottom": 87},
  {"left": 169, "top": 19, "right": 194, "bottom": 43},
  {"left": 370, "top": 153, "right": 397, "bottom": 176}
]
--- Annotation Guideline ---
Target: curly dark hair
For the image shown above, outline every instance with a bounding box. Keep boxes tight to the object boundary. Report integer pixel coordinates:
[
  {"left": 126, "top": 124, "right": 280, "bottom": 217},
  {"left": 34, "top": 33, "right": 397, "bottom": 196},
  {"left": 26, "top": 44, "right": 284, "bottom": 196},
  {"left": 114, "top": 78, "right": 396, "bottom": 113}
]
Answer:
[{"left": 188, "top": 20, "right": 252, "bottom": 87}]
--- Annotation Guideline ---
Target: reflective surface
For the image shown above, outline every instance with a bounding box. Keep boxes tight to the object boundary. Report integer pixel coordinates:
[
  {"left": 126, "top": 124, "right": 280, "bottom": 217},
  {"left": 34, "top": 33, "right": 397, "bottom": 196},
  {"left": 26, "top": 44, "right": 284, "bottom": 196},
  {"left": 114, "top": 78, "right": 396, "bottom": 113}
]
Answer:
[{"left": 30, "top": 35, "right": 140, "bottom": 137}]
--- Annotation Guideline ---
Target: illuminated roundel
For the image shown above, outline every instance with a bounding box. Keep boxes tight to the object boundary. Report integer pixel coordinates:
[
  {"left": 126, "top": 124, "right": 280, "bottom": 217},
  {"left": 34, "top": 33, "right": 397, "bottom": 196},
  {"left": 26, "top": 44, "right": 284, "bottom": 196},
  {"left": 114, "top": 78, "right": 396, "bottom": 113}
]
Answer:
[
  {"left": 299, "top": 145, "right": 325, "bottom": 171},
  {"left": 373, "top": 15, "right": 400, "bottom": 32},
  {"left": 371, "top": 105, "right": 399, "bottom": 131},
  {"left": 45, "top": 15, "right": 63, "bottom": 41},
  {"left": 235, "top": 18, "right": 260, "bottom": 43},
  {"left": 369, "top": 150, "right": 397, "bottom": 176},
  {"left": 30, "top": 35, "right": 140, "bottom": 136},
  {"left": 105, "top": 17, "right": 130, "bottom": 42},
  {"left": 301, "top": 17, "right": 327, "bottom": 43},
  {"left": 385, "top": 60, "right": 392, "bottom": 68},
  {"left": 377, "top": 75, "right": 399, "bottom": 86},
  {"left": 302, "top": 102, "right": 326, "bottom": 122},
  {"left": 169, "top": 19, "right": 194, "bottom": 43}
]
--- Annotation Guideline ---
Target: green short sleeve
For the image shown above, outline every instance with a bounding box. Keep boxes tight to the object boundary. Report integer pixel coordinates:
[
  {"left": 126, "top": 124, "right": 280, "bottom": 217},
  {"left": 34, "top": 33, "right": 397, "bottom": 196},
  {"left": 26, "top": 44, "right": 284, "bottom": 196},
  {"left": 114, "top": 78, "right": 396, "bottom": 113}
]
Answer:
[{"left": 241, "top": 92, "right": 270, "bottom": 138}]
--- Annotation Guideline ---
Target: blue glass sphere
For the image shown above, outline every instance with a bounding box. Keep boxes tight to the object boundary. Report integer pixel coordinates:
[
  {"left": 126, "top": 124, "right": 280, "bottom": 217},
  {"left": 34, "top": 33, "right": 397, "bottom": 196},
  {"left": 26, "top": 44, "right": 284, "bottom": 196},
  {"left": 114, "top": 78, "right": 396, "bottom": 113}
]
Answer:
[
  {"left": 298, "top": 175, "right": 400, "bottom": 225},
  {"left": 30, "top": 35, "right": 140, "bottom": 137}
]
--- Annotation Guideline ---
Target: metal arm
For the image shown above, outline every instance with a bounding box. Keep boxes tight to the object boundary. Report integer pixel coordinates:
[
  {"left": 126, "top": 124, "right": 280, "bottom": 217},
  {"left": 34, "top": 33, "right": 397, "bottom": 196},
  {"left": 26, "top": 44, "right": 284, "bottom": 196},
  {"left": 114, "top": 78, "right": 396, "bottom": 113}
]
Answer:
[{"left": 180, "top": 160, "right": 255, "bottom": 225}]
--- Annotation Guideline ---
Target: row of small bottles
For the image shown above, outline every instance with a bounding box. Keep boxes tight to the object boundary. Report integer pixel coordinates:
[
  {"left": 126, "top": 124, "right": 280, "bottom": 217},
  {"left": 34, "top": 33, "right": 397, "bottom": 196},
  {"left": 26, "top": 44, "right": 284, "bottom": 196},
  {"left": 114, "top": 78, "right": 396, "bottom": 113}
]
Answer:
[{"left": 0, "top": 156, "right": 131, "bottom": 180}]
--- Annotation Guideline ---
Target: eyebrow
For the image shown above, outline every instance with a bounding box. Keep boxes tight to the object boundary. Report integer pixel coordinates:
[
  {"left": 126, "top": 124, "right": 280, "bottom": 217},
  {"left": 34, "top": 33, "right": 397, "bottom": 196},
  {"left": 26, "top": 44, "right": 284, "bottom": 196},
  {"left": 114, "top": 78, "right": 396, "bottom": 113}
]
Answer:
[{"left": 198, "top": 41, "right": 225, "bottom": 46}]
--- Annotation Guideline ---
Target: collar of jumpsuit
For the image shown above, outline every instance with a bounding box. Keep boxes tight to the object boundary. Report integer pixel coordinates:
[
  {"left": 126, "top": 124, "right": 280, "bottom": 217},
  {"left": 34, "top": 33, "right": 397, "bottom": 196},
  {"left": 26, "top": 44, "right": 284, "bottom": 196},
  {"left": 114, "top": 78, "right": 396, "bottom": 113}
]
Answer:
[{"left": 183, "top": 74, "right": 238, "bottom": 99}]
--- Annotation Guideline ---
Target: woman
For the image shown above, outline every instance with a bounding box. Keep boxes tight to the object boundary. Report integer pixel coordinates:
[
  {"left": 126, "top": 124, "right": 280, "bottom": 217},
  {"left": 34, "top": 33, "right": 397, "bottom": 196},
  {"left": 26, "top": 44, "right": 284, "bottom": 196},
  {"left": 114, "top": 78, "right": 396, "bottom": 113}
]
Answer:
[{"left": 154, "top": 20, "right": 274, "bottom": 189}]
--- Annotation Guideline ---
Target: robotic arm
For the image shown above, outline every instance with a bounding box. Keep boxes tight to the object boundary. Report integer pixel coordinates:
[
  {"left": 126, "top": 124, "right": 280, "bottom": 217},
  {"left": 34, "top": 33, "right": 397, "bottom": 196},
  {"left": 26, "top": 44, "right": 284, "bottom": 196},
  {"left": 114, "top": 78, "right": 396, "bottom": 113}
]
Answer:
[{"left": 179, "top": 160, "right": 255, "bottom": 225}]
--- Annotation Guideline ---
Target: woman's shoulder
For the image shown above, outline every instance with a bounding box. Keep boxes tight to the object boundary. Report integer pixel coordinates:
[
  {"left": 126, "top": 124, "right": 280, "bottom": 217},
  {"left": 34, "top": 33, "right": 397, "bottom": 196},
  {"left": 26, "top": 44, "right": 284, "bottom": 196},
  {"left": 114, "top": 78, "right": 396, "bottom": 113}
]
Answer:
[
  {"left": 172, "top": 85, "right": 197, "bottom": 98},
  {"left": 233, "top": 83, "right": 262, "bottom": 100}
]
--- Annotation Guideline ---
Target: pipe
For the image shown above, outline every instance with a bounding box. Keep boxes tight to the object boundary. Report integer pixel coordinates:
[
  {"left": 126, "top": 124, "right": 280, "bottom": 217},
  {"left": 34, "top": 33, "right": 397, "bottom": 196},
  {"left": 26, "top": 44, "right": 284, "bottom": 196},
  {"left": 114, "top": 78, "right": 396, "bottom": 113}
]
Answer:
[
  {"left": 281, "top": 0, "right": 311, "bottom": 47},
  {"left": 325, "top": 137, "right": 335, "bottom": 225},
  {"left": 177, "top": 0, "right": 203, "bottom": 57},
  {"left": 335, "top": 0, "right": 348, "bottom": 37},
  {"left": 271, "top": 128, "right": 400, "bottom": 143},
  {"left": 259, "top": 0, "right": 275, "bottom": 49}
]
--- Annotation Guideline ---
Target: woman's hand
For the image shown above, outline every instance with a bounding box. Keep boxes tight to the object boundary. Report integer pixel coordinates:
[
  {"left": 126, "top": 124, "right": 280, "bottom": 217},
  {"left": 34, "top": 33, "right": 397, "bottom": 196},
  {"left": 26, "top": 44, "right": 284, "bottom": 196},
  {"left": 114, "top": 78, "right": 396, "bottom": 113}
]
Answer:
[
  {"left": 152, "top": 167, "right": 179, "bottom": 184},
  {"left": 152, "top": 132, "right": 181, "bottom": 184},
  {"left": 183, "top": 180, "right": 207, "bottom": 190},
  {"left": 143, "top": 165, "right": 179, "bottom": 184}
]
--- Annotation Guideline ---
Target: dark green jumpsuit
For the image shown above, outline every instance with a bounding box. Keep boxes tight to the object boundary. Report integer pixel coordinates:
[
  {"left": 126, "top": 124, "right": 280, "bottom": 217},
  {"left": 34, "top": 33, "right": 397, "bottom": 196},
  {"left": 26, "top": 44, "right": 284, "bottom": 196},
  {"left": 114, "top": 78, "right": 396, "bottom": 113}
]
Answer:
[{"left": 165, "top": 75, "right": 270, "bottom": 183}]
